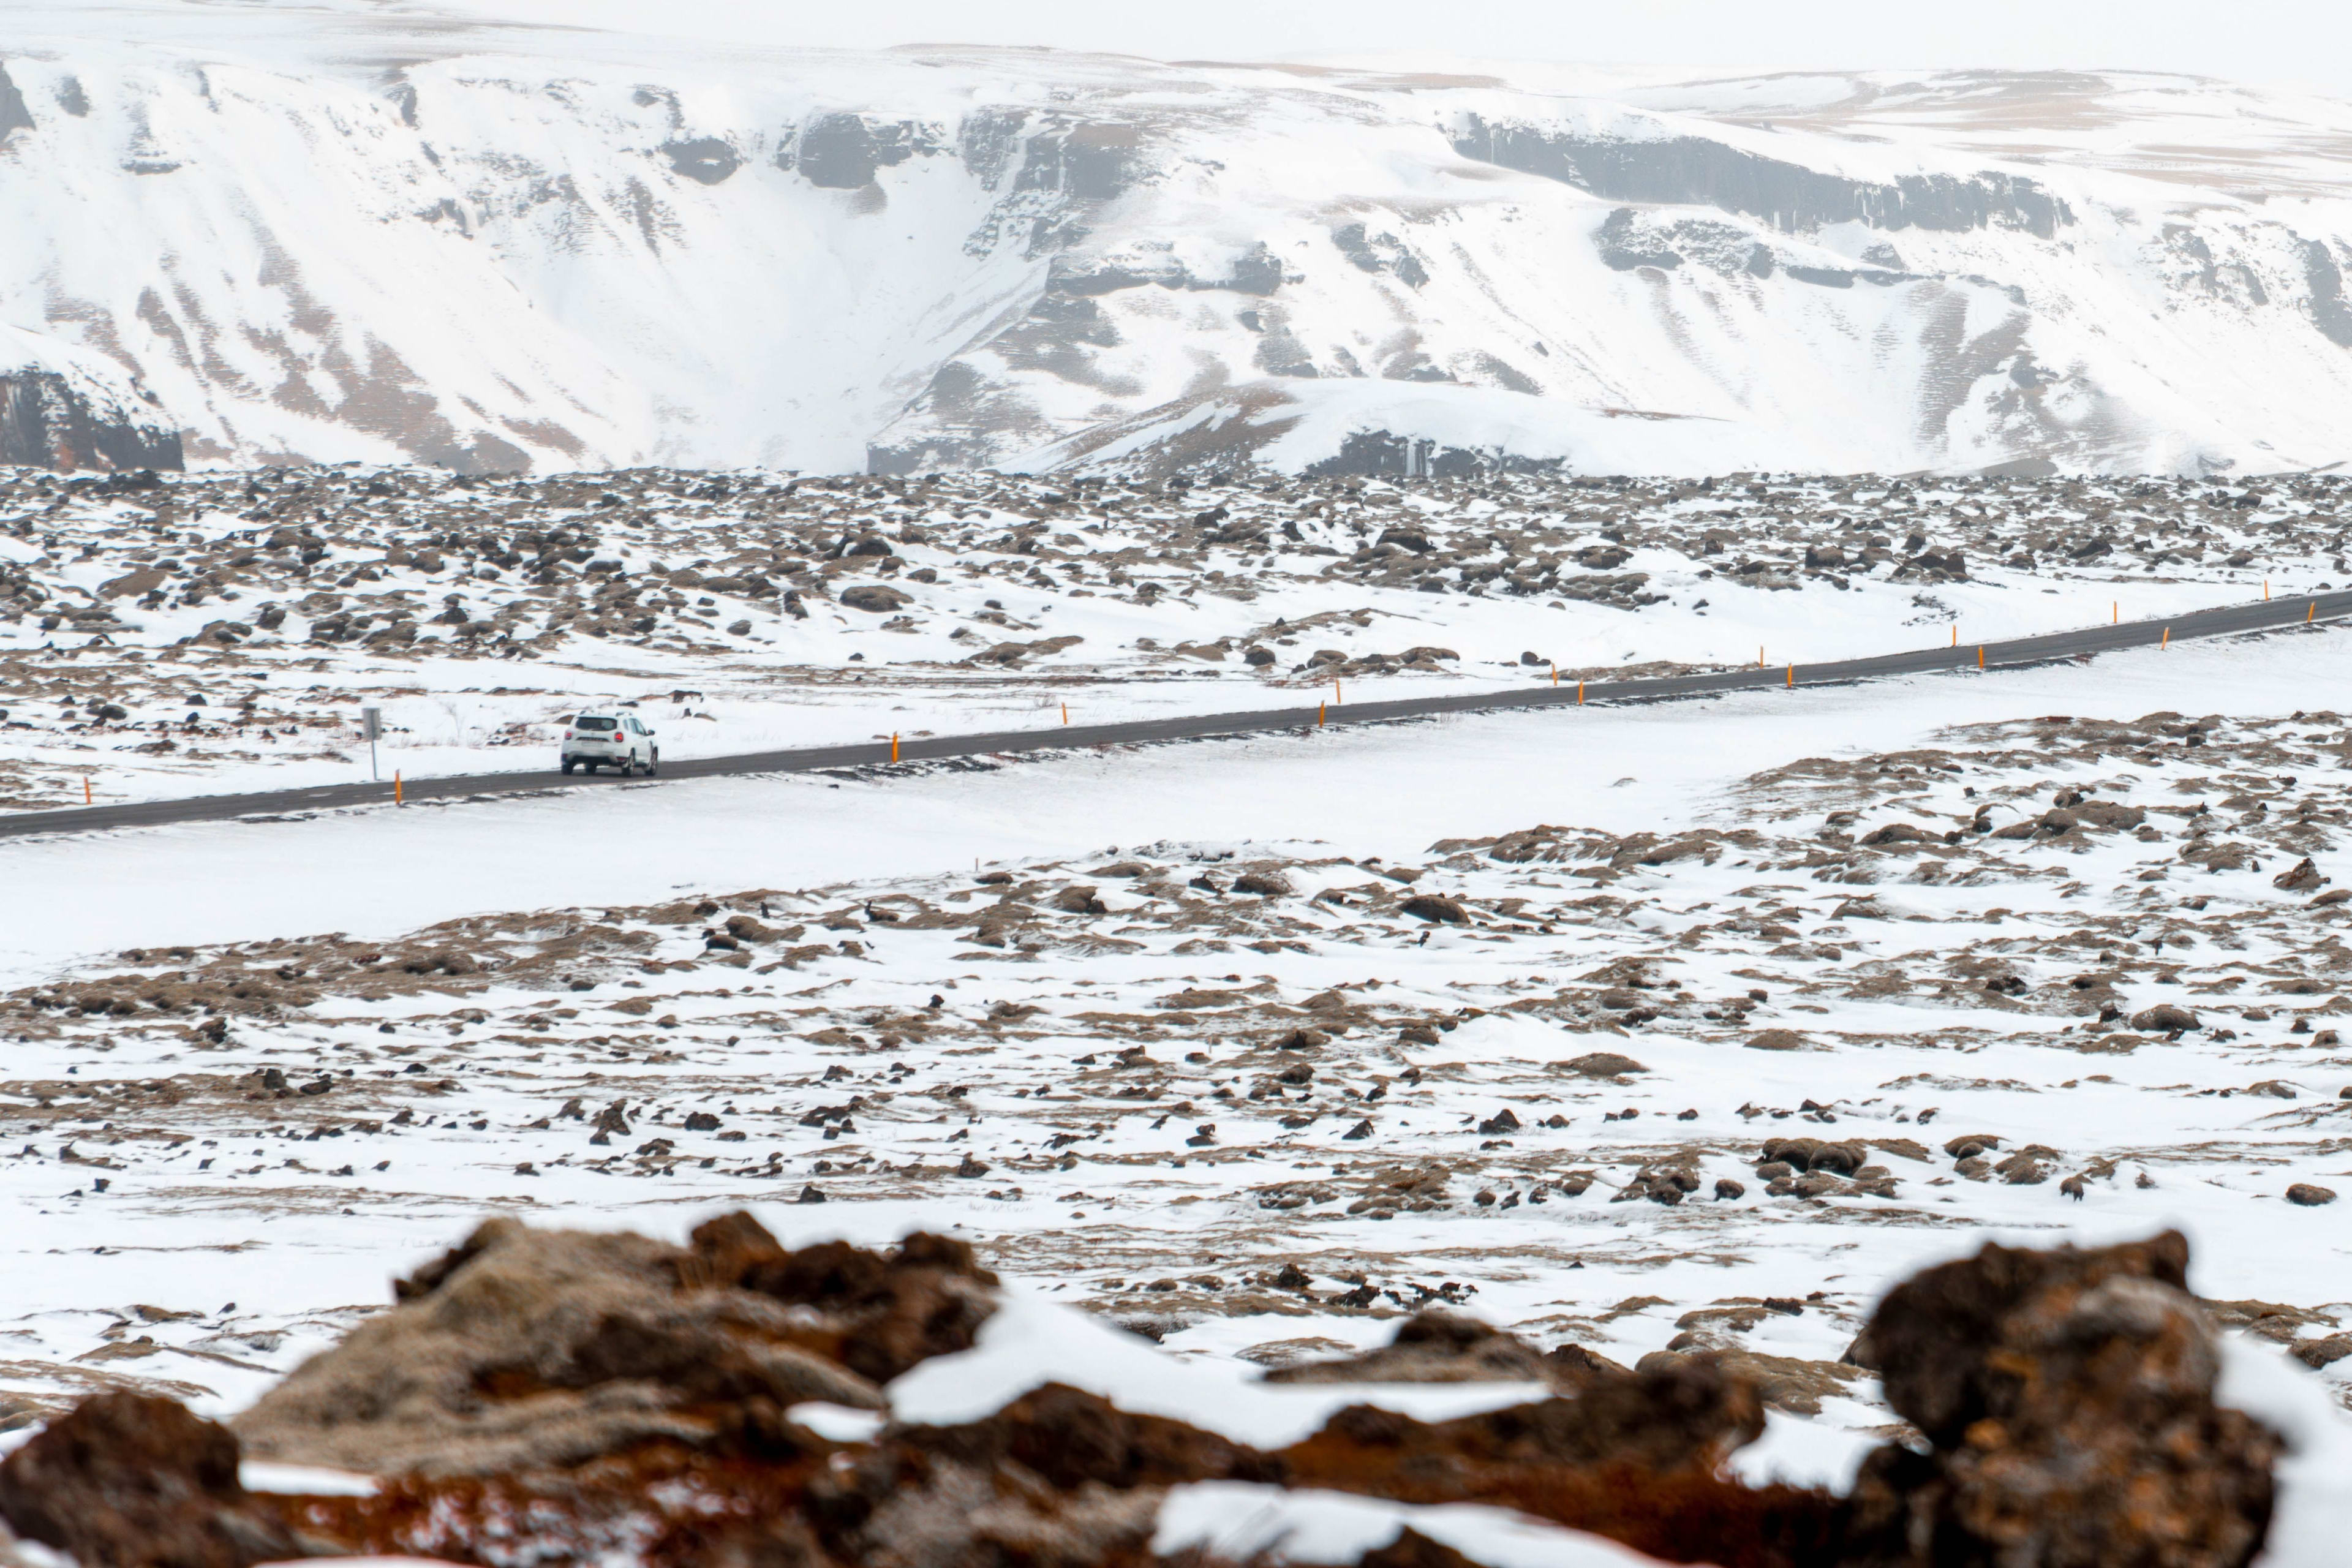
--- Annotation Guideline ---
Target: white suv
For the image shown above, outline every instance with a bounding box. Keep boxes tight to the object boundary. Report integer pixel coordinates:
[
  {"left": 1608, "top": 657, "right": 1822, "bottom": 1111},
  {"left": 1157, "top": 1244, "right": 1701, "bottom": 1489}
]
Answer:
[{"left": 560, "top": 710, "right": 660, "bottom": 776}]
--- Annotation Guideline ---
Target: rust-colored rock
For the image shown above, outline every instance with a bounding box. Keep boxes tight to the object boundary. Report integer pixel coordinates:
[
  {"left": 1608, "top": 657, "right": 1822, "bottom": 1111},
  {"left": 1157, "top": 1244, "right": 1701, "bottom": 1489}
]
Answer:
[
  {"left": 0, "top": 1392, "right": 303, "bottom": 1568},
  {"left": 1838, "top": 1229, "right": 2277, "bottom": 1568},
  {"left": 1280, "top": 1351, "right": 1765, "bottom": 1496},
  {"left": 1276, "top": 1356, "right": 1828, "bottom": 1568}
]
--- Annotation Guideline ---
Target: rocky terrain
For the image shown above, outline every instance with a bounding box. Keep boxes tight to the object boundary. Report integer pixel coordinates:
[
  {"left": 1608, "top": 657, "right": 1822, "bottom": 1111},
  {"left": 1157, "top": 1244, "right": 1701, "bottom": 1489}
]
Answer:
[
  {"left": 0, "top": 1219, "right": 2305, "bottom": 1567},
  {"left": 7, "top": 696, "right": 2352, "bottom": 1450},
  {"left": 8, "top": 460, "right": 2352, "bottom": 1563},
  {"left": 10, "top": 13, "right": 2352, "bottom": 475},
  {"left": 1, "top": 462, "right": 2340, "bottom": 807}
]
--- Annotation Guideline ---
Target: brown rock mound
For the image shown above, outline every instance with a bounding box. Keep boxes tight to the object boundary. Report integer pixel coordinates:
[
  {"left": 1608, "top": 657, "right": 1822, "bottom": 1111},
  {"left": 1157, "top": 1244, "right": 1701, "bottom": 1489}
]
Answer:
[
  {"left": 232, "top": 1212, "right": 994, "bottom": 1477},
  {"left": 1276, "top": 1357, "right": 1832, "bottom": 1568},
  {"left": 1839, "top": 1229, "right": 2277, "bottom": 1568},
  {"left": 1261, "top": 1310, "right": 1556, "bottom": 1385},
  {"left": 0, "top": 1392, "right": 306, "bottom": 1568}
]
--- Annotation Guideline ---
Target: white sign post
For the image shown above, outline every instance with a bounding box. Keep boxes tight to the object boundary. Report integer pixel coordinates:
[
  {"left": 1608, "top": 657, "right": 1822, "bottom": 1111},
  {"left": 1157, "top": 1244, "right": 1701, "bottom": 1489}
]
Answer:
[{"left": 361, "top": 705, "right": 382, "bottom": 782}]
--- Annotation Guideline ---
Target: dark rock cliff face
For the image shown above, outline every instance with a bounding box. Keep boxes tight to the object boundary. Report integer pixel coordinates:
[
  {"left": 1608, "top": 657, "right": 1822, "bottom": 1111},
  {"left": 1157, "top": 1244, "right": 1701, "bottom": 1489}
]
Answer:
[
  {"left": 1451, "top": 115, "right": 2075, "bottom": 239},
  {"left": 1303, "top": 431, "right": 1564, "bottom": 480},
  {"left": 2299, "top": 238, "right": 2352, "bottom": 347},
  {"left": 1, "top": 370, "right": 184, "bottom": 473},
  {"left": 0, "top": 61, "right": 37, "bottom": 143}
]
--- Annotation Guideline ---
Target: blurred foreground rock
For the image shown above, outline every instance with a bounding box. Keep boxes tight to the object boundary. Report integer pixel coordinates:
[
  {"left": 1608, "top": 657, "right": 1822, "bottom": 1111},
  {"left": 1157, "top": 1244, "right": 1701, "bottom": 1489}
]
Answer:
[
  {"left": 0, "top": 1220, "right": 2286, "bottom": 1568},
  {"left": 1839, "top": 1229, "right": 2277, "bottom": 1568},
  {"left": 0, "top": 1393, "right": 306, "bottom": 1568},
  {"left": 232, "top": 1210, "right": 995, "bottom": 1476}
]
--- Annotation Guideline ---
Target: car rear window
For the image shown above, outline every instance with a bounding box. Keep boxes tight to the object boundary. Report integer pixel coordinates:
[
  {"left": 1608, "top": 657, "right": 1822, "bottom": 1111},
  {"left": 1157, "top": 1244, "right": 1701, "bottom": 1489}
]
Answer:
[{"left": 575, "top": 716, "right": 619, "bottom": 731}]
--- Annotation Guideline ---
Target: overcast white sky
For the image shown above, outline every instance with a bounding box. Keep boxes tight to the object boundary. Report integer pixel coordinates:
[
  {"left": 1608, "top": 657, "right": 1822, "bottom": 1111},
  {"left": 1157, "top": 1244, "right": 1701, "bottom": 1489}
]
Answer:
[{"left": 439, "top": 0, "right": 2352, "bottom": 97}]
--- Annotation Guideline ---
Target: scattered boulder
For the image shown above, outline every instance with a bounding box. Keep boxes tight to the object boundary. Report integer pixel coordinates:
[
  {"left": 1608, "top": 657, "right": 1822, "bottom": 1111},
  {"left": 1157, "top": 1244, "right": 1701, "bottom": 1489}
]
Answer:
[
  {"left": 2293, "top": 1334, "right": 2352, "bottom": 1370},
  {"left": 1761, "top": 1137, "right": 1866, "bottom": 1175},
  {"left": 1401, "top": 894, "right": 1469, "bottom": 924},
  {"left": 1262, "top": 1310, "right": 1554, "bottom": 1385},
  {"left": 1615, "top": 1163, "right": 1701, "bottom": 1205},
  {"left": 2272, "top": 857, "right": 2329, "bottom": 892},
  {"left": 2286, "top": 1183, "right": 2337, "bottom": 1207},
  {"left": 1053, "top": 885, "right": 1107, "bottom": 915},
  {"left": 1994, "top": 1147, "right": 2056, "bottom": 1185},
  {"left": 1558, "top": 1052, "right": 1646, "bottom": 1078},
  {"left": 1636, "top": 1347, "right": 1860, "bottom": 1418},
  {"left": 1746, "top": 1028, "right": 1806, "bottom": 1052},
  {"left": 838, "top": 584, "right": 912, "bottom": 613},
  {"left": 2130, "top": 1003, "right": 2200, "bottom": 1033}
]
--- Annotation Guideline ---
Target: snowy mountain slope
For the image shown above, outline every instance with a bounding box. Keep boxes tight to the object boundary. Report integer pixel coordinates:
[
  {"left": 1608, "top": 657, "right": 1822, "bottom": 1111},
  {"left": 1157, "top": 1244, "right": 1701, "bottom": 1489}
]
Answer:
[{"left": 6, "top": 6, "right": 2352, "bottom": 475}]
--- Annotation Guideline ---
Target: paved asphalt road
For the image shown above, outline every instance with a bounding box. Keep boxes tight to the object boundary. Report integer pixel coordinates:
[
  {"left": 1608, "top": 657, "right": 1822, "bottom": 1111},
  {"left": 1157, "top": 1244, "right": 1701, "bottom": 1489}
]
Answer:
[{"left": 7, "top": 588, "right": 2347, "bottom": 841}]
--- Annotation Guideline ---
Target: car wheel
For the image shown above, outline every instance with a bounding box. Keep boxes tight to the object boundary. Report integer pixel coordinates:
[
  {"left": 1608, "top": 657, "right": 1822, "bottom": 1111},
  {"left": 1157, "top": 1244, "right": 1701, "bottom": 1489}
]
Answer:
[
  {"left": 560, "top": 758, "right": 576, "bottom": 775},
  {"left": 584, "top": 761, "right": 600, "bottom": 774},
  {"left": 618, "top": 756, "right": 637, "bottom": 778},
  {"left": 647, "top": 748, "right": 660, "bottom": 777}
]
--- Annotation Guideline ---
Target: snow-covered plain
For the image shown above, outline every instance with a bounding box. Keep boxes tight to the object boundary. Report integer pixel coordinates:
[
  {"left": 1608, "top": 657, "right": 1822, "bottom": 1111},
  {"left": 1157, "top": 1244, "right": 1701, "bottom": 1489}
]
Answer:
[{"left": 9, "top": 592, "right": 2352, "bottom": 1564}]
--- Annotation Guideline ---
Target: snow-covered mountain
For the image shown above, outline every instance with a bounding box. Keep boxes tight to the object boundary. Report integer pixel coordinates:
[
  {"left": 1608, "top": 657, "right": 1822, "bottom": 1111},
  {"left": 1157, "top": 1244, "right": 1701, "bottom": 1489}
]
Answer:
[{"left": 8, "top": 3, "right": 2352, "bottom": 477}]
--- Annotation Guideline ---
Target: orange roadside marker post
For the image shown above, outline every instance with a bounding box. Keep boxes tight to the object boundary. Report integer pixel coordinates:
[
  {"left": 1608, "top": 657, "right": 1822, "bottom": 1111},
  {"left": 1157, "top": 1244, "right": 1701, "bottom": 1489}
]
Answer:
[
  {"left": 1978, "top": 646, "right": 1985, "bottom": 670},
  {"left": 2161, "top": 628, "right": 2170, "bottom": 649},
  {"left": 1061, "top": 702, "right": 1068, "bottom": 725},
  {"left": 83, "top": 777, "right": 92, "bottom": 805},
  {"left": 2113, "top": 601, "right": 2118, "bottom": 624},
  {"left": 1317, "top": 701, "right": 1326, "bottom": 727},
  {"left": 2265, "top": 581, "right": 2271, "bottom": 601},
  {"left": 1577, "top": 679, "right": 1585, "bottom": 705},
  {"left": 1951, "top": 625, "right": 1957, "bottom": 647},
  {"left": 891, "top": 733, "right": 900, "bottom": 763},
  {"left": 1786, "top": 663, "right": 1795, "bottom": 688},
  {"left": 2309, "top": 603, "right": 2316, "bottom": 623},
  {"left": 394, "top": 771, "right": 402, "bottom": 805}
]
